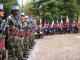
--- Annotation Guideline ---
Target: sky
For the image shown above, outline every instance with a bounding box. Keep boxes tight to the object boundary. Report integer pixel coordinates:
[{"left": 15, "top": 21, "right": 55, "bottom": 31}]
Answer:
[{"left": 18, "top": 0, "right": 28, "bottom": 6}]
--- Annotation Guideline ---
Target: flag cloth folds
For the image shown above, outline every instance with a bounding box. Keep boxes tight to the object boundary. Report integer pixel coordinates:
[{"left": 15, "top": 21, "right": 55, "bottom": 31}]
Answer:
[
  {"left": 51, "top": 18, "right": 54, "bottom": 28},
  {"left": 57, "top": 18, "right": 59, "bottom": 27},
  {"left": 39, "top": 18, "right": 42, "bottom": 27},
  {"left": 78, "top": 22, "right": 80, "bottom": 28},
  {"left": 66, "top": 15, "right": 69, "bottom": 26},
  {"left": 60, "top": 16, "right": 63, "bottom": 28}
]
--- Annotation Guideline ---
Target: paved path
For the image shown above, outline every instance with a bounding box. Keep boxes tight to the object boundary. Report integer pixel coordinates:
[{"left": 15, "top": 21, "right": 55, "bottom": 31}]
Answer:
[{"left": 28, "top": 33, "right": 80, "bottom": 60}]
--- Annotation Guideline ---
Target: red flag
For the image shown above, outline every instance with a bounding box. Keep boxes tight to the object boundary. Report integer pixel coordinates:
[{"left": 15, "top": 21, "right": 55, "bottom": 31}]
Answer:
[
  {"left": 51, "top": 19, "right": 54, "bottom": 28},
  {"left": 66, "top": 15, "right": 69, "bottom": 26},
  {"left": 78, "top": 22, "right": 80, "bottom": 28},
  {"left": 60, "top": 19, "right": 63, "bottom": 28},
  {"left": 57, "top": 19, "right": 59, "bottom": 27}
]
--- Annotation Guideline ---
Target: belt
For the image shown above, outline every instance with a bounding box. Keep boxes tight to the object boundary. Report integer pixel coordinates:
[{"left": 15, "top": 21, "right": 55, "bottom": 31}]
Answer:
[
  {"left": 18, "top": 31, "right": 23, "bottom": 37},
  {"left": 0, "top": 38, "right": 5, "bottom": 49},
  {"left": 9, "top": 29, "right": 15, "bottom": 36},
  {"left": 24, "top": 30, "right": 30, "bottom": 36}
]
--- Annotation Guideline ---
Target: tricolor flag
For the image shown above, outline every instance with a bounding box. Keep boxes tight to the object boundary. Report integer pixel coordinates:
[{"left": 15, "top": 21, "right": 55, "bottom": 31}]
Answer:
[
  {"left": 60, "top": 16, "right": 63, "bottom": 28},
  {"left": 57, "top": 18, "right": 59, "bottom": 27},
  {"left": 39, "top": 17, "right": 42, "bottom": 27},
  {"left": 51, "top": 18, "right": 54, "bottom": 28},
  {"left": 66, "top": 15, "right": 69, "bottom": 26}
]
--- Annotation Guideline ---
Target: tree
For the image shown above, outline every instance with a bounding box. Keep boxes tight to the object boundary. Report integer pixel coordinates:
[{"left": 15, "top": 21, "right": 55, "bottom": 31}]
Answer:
[
  {"left": 24, "top": 0, "right": 78, "bottom": 24},
  {"left": 24, "top": 2, "right": 32, "bottom": 16}
]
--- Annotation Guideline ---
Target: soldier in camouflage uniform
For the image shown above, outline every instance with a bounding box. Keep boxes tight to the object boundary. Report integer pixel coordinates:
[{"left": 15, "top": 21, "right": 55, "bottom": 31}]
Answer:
[
  {"left": 29, "top": 19, "right": 36, "bottom": 49},
  {"left": 0, "top": 4, "right": 6, "bottom": 60},
  {"left": 22, "top": 16, "right": 31, "bottom": 57},
  {"left": 7, "top": 5, "right": 20, "bottom": 60},
  {"left": 18, "top": 12, "right": 25, "bottom": 58}
]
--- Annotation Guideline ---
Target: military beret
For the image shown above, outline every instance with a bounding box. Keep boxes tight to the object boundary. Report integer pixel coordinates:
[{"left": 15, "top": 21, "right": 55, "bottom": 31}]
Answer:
[
  {"left": 11, "top": 5, "right": 19, "bottom": 10},
  {"left": 0, "top": 4, "right": 4, "bottom": 10},
  {"left": 19, "top": 12, "right": 24, "bottom": 16},
  {"left": 25, "top": 16, "right": 28, "bottom": 19}
]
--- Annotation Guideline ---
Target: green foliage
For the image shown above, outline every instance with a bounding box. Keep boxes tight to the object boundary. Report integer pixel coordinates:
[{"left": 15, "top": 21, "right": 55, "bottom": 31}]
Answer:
[{"left": 23, "top": 0, "right": 80, "bottom": 24}]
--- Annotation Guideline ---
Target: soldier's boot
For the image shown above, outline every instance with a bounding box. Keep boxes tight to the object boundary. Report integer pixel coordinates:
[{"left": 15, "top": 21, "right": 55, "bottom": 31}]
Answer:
[
  {"left": 26, "top": 45, "right": 30, "bottom": 51},
  {"left": 31, "top": 40, "right": 36, "bottom": 47},
  {"left": 25, "top": 50, "right": 30, "bottom": 55},
  {"left": 18, "top": 52, "right": 23, "bottom": 60},
  {"left": 21, "top": 57, "right": 27, "bottom": 60},
  {"left": 29, "top": 44, "right": 33, "bottom": 49},
  {"left": 23, "top": 52, "right": 29, "bottom": 58}
]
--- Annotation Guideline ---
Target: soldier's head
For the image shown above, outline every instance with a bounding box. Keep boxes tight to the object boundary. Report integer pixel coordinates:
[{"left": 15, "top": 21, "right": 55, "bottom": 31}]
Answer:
[
  {"left": 0, "top": 4, "right": 4, "bottom": 18},
  {"left": 24, "top": 16, "right": 29, "bottom": 22},
  {"left": 19, "top": 12, "right": 24, "bottom": 21},
  {"left": 11, "top": 5, "right": 19, "bottom": 15}
]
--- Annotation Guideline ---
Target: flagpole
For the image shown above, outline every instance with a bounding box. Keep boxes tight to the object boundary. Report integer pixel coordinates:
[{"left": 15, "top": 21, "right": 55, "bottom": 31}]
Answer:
[{"left": 22, "top": 0, "right": 23, "bottom": 12}]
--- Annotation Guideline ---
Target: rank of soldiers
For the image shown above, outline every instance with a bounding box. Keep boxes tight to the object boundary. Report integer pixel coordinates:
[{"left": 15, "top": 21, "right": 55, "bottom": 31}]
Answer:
[{"left": 0, "top": 4, "right": 36, "bottom": 60}]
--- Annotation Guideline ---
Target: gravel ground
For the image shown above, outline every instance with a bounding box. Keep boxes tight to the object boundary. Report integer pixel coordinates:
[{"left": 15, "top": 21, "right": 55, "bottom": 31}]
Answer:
[{"left": 27, "top": 33, "right": 80, "bottom": 60}]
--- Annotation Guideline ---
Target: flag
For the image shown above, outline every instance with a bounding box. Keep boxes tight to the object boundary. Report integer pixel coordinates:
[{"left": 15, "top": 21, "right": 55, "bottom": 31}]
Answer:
[
  {"left": 44, "top": 19, "right": 46, "bottom": 29},
  {"left": 78, "top": 22, "right": 80, "bottom": 28},
  {"left": 39, "top": 17, "right": 42, "bottom": 27},
  {"left": 57, "top": 18, "right": 59, "bottom": 27},
  {"left": 51, "top": 18, "right": 54, "bottom": 28},
  {"left": 66, "top": 15, "right": 69, "bottom": 26},
  {"left": 60, "top": 16, "right": 63, "bottom": 28}
]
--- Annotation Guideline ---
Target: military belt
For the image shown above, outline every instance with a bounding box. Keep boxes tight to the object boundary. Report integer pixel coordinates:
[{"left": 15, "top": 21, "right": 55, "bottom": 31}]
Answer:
[
  {"left": 9, "top": 29, "right": 15, "bottom": 36},
  {"left": 24, "top": 30, "right": 30, "bottom": 36},
  {"left": 17, "top": 31, "right": 23, "bottom": 37},
  {"left": 0, "top": 38, "right": 5, "bottom": 49}
]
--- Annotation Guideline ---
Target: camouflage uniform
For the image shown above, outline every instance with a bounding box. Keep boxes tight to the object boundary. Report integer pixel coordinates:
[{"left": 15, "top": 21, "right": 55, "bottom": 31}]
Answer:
[
  {"left": 18, "top": 19, "right": 24, "bottom": 58},
  {"left": 7, "top": 15, "right": 20, "bottom": 60},
  {"left": 7, "top": 6, "right": 20, "bottom": 60},
  {"left": 0, "top": 4, "right": 6, "bottom": 60},
  {"left": 28, "top": 20, "right": 36, "bottom": 48},
  {"left": 0, "top": 21, "right": 6, "bottom": 60},
  {"left": 30, "top": 20, "right": 36, "bottom": 45},
  {"left": 18, "top": 12, "right": 27, "bottom": 58}
]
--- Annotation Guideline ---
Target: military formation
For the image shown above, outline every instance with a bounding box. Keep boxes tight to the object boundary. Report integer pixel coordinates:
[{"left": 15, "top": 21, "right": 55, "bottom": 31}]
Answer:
[{"left": 0, "top": 4, "right": 36, "bottom": 60}]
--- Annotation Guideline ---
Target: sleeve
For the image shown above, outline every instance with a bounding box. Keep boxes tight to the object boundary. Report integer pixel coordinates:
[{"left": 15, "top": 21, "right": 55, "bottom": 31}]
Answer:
[{"left": 7, "top": 19, "right": 15, "bottom": 29}]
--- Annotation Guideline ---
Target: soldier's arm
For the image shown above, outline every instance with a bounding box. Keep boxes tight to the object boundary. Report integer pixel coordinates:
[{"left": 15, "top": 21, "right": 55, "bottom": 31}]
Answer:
[{"left": 7, "top": 19, "right": 15, "bottom": 29}]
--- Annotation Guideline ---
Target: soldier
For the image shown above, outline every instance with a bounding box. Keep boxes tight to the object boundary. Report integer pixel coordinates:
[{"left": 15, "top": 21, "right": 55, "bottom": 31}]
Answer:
[
  {"left": 23, "top": 16, "right": 31, "bottom": 57},
  {"left": 19, "top": 12, "right": 25, "bottom": 58},
  {"left": 0, "top": 4, "right": 6, "bottom": 60},
  {"left": 29, "top": 19, "right": 36, "bottom": 48},
  {"left": 7, "top": 5, "right": 20, "bottom": 60}
]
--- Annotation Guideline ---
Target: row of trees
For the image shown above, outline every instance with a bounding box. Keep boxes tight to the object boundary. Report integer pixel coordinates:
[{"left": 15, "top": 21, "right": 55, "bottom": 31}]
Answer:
[
  {"left": 1, "top": 0, "right": 80, "bottom": 24},
  {"left": 24, "top": 0, "right": 80, "bottom": 24}
]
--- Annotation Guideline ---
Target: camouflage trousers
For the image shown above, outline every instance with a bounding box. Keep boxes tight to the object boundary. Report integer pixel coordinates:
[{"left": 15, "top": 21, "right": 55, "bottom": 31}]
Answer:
[
  {"left": 18, "top": 37, "right": 24, "bottom": 60},
  {"left": 29, "top": 32, "right": 35, "bottom": 45},
  {"left": 7, "top": 36, "right": 20, "bottom": 60},
  {"left": 23, "top": 36, "right": 29, "bottom": 51},
  {"left": 0, "top": 49, "right": 6, "bottom": 60}
]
